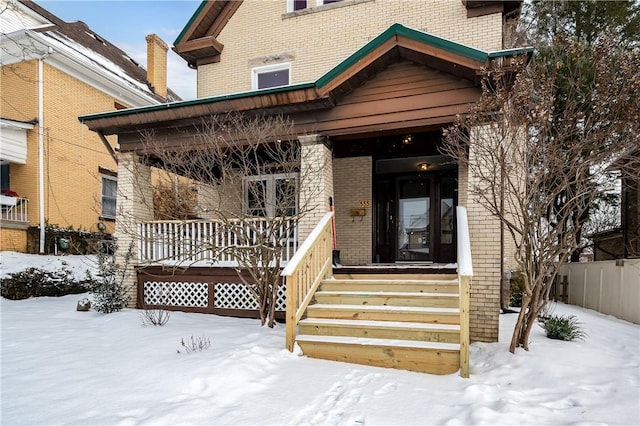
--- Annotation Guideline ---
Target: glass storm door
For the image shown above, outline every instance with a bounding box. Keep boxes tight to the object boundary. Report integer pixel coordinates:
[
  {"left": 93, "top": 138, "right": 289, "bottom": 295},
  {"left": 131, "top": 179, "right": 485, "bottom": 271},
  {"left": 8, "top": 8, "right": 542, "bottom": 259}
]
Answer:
[{"left": 397, "top": 178, "right": 431, "bottom": 261}]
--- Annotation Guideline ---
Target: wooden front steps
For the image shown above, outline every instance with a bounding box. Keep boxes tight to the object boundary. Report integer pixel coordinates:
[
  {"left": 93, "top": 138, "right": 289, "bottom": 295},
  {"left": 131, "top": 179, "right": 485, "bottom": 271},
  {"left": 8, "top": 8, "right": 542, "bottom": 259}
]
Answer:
[{"left": 295, "top": 273, "right": 462, "bottom": 375}]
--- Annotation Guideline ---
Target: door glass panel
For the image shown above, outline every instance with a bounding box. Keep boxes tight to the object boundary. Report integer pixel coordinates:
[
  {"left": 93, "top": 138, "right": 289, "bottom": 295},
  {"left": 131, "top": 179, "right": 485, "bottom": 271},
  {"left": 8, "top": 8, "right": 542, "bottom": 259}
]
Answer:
[
  {"left": 397, "top": 180, "right": 430, "bottom": 261},
  {"left": 440, "top": 177, "right": 455, "bottom": 245}
]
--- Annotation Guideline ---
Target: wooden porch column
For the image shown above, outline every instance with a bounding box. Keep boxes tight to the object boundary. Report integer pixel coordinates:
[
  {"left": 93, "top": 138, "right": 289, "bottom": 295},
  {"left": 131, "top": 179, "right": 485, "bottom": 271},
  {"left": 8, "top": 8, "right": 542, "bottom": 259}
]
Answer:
[
  {"left": 298, "top": 134, "right": 334, "bottom": 243},
  {"left": 115, "top": 152, "right": 154, "bottom": 308}
]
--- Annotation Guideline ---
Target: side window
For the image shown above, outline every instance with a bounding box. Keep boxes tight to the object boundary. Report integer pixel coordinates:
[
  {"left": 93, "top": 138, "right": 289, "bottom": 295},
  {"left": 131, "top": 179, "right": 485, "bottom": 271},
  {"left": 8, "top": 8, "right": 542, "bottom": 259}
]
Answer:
[
  {"left": 252, "top": 63, "right": 290, "bottom": 90},
  {"left": 246, "top": 178, "right": 268, "bottom": 217},
  {"left": 292, "top": 0, "right": 307, "bottom": 11},
  {"left": 0, "top": 164, "right": 9, "bottom": 191},
  {"left": 101, "top": 175, "right": 117, "bottom": 219},
  {"left": 275, "top": 176, "right": 297, "bottom": 217},
  {"left": 244, "top": 174, "right": 298, "bottom": 217}
]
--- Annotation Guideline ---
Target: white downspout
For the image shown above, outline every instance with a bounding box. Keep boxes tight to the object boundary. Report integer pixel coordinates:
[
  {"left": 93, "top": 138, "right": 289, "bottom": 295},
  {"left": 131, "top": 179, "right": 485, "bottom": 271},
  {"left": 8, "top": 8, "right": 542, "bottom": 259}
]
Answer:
[{"left": 38, "top": 51, "right": 50, "bottom": 253}]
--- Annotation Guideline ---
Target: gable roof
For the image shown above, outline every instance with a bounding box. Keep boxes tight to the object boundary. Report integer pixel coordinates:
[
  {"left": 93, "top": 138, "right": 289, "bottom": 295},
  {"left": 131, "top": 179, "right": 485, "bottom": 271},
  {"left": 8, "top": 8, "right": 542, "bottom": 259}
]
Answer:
[
  {"left": 2, "top": 1, "right": 181, "bottom": 103},
  {"left": 80, "top": 23, "right": 532, "bottom": 134},
  {"left": 173, "top": 0, "right": 242, "bottom": 68}
]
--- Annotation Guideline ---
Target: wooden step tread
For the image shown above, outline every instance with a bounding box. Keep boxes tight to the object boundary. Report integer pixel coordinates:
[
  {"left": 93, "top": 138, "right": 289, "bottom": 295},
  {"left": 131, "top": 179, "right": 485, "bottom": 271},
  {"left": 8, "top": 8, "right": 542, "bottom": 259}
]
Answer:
[
  {"left": 309, "top": 304, "right": 459, "bottom": 313},
  {"left": 299, "top": 318, "right": 460, "bottom": 331},
  {"left": 325, "top": 278, "right": 458, "bottom": 284},
  {"left": 296, "top": 334, "right": 460, "bottom": 351},
  {"left": 315, "top": 291, "right": 459, "bottom": 297}
]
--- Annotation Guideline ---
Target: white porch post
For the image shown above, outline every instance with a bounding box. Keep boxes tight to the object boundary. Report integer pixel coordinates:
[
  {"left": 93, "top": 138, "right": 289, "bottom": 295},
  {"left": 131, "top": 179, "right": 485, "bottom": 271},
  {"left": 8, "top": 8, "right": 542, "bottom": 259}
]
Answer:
[
  {"left": 115, "top": 152, "right": 154, "bottom": 308},
  {"left": 298, "top": 134, "right": 334, "bottom": 243}
]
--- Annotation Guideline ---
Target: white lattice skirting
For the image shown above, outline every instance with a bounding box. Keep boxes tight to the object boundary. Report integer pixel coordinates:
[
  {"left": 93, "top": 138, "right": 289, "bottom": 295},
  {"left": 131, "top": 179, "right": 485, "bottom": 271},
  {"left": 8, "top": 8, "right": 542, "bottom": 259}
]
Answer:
[
  {"left": 143, "top": 281, "right": 209, "bottom": 307},
  {"left": 214, "top": 282, "right": 287, "bottom": 310},
  {"left": 143, "top": 280, "right": 287, "bottom": 311}
]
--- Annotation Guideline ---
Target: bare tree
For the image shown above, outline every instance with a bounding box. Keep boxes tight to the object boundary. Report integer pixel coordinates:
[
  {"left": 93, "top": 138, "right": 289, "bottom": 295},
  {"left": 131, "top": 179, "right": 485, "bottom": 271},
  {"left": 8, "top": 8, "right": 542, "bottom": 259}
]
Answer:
[
  {"left": 126, "top": 113, "right": 325, "bottom": 327},
  {"left": 443, "top": 37, "right": 640, "bottom": 352}
]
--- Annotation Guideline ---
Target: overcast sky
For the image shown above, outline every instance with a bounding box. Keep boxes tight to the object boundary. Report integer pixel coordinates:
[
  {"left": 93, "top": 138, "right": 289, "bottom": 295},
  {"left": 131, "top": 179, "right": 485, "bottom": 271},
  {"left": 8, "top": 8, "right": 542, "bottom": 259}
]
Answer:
[{"left": 39, "top": 0, "right": 200, "bottom": 100}]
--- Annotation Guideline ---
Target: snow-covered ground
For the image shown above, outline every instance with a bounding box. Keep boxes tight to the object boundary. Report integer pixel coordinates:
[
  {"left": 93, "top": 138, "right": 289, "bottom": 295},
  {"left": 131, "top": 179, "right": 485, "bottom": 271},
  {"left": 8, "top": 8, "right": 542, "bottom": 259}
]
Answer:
[{"left": 1, "top": 252, "right": 639, "bottom": 425}]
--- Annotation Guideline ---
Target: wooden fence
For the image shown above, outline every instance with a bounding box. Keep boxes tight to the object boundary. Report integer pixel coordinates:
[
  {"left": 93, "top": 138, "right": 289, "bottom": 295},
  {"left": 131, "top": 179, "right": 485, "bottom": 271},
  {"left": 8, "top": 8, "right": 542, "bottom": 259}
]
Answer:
[{"left": 559, "top": 259, "right": 640, "bottom": 324}]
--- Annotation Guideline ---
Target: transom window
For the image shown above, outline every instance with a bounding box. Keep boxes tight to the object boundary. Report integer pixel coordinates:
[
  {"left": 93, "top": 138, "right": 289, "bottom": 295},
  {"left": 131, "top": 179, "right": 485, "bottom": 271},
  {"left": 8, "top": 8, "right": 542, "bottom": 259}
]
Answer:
[
  {"left": 244, "top": 174, "right": 298, "bottom": 217},
  {"left": 252, "top": 63, "right": 291, "bottom": 90}
]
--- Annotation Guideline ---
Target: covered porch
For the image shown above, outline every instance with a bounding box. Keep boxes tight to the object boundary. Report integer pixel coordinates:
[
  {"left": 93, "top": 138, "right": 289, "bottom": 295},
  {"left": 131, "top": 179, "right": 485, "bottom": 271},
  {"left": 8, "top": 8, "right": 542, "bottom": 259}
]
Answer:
[{"left": 79, "top": 25, "right": 530, "bottom": 373}]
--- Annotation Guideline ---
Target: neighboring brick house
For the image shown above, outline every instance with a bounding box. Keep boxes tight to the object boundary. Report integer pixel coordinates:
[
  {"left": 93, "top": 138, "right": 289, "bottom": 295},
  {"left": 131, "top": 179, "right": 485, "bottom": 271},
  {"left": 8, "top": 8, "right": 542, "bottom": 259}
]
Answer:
[
  {"left": 0, "top": 0, "right": 179, "bottom": 253},
  {"left": 80, "top": 0, "right": 531, "bottom": 373}
]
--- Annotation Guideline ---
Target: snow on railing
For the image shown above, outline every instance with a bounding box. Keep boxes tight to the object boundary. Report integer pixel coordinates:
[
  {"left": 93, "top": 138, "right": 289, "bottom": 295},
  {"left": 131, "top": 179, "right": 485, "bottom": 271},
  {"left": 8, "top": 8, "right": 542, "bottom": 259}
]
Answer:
[
  {"left": 456, "top": 206, "right": 473, "bottom": 378},
  {"left": 137, "top": 217, "right": 298, "bottom": 267}
]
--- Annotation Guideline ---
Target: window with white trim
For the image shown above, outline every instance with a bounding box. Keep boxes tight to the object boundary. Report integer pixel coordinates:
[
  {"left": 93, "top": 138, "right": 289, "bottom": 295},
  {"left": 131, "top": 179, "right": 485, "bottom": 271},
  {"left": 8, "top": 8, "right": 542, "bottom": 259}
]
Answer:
[
  {"left": 252, "top": 63, "right": 291, "bottom": 90},
  {"left": 101, "top": 175, "right": 117, "bottom": 219},
  {"left": 244, "top": 174, "right": 298, "bottom": 217},
  {"left": 286, "top": 0, "right": 343, "bottom": 12}
]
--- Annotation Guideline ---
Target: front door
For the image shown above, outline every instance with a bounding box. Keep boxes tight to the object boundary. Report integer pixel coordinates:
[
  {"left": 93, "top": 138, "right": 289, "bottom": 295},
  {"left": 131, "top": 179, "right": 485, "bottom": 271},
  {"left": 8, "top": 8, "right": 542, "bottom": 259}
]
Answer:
[
  {"left": 375, "top": 172, "right": 456, "bottom": 263},
  {"left": 397, "top": 177, "right": 431, "bottom": 261}
]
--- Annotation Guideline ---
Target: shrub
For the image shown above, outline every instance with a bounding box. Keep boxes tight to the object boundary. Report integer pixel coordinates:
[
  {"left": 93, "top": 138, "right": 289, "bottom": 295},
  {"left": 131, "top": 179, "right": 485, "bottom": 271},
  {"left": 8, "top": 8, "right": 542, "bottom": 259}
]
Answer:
[
  {"left": 141, "top": 309, "right": 171, "bottom": 326},
  {"left": 1, "top": 267, "right": 89, "bottom": 300},
  {"left": 89, "top": 246, "right": 132, "bottom": 314},
  {"left": 509, "top": 270, "right": 526, "bottom": 307},
  {"left": 178, "top": 335, "right": 211, "bottom": 354},
  {"left": 540, "top": 315, "right": 587, "bottom": 341}
]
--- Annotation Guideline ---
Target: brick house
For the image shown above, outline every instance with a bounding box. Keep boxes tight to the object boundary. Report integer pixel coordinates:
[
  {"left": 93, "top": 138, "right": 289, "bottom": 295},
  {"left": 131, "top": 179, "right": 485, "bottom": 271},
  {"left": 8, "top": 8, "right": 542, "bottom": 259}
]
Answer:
[
  {"left": 79, "top": 0, "right": 531, "bottom": 375},
  {"left": 0, "top": 0, "right": 179, "bottom": 252}
]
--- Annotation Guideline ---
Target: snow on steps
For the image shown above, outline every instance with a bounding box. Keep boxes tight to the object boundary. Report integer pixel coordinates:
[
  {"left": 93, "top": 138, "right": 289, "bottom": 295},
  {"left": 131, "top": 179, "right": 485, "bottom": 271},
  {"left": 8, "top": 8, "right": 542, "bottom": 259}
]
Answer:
[{"left": 297, "top": 274, "right": 462, "bottom": 375}]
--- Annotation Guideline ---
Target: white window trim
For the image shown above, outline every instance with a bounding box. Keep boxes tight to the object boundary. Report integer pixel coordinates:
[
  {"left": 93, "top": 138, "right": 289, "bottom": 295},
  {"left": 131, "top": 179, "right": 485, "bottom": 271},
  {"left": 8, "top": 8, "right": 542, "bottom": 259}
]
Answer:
[
  {"left": 243, "top": 173, "right": 298, "bottom": 217},
  {"left": 101, "top": 174, "right": 117, "bottom": 220},
  {"left": 251, "top": 62, "right": 291, "bottom": 90}
]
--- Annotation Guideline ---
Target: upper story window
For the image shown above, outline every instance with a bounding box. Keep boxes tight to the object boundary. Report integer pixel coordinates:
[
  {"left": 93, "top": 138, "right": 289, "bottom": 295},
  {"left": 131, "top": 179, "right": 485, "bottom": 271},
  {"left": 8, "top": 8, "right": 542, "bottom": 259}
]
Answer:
[
  {"left": 287, "top": 0, "right": 343, "bottom": 13},
  {"left": 252, "top": 63, "right": 291, "bottom": 90}
]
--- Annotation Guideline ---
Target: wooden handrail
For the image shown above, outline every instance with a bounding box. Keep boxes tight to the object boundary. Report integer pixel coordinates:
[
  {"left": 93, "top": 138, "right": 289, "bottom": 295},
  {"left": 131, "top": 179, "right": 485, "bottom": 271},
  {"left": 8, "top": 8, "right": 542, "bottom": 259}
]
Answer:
[
  {"left": 456, "top": 206, "right": 473, "bottom": 378},
  {"left": 282, "top": 212, "right": 334, "bottom": 351}
]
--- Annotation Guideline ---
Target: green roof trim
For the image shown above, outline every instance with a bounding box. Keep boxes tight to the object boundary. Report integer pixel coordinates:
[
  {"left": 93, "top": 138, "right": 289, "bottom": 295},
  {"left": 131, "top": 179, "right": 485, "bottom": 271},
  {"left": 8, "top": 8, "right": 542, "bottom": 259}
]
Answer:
[
  {"left": 174, "top": 1, "right": 209, "bottom": 45},
  {"left": 488, "top": 46, "right": 535, "bottom": 58},
  {"left": 316, "top": 23, "right": 487, "bottom": 89},
  {"left": 316, "top": 23, "right": 533, "bottom": 89},
  {"left": 78, "top": 82, "right": 316, "bottom": 122},
  {"left": 81, "top": 23, "right": 534, "bottom": 124}
]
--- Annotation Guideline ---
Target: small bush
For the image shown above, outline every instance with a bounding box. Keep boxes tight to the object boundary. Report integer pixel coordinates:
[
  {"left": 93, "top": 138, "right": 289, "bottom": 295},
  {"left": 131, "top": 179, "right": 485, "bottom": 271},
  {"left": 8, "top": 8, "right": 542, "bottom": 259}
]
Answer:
[
  {"left": 540, "top": 315, "right": 587, "bottom": 341},
  {"left": 178, "top": 335, "right": 211, "bottom": 354},
  {"left": 1, "top": 267, "right": 89, "bottom": 300},
  {"left": 510, "top": 270, "right": 526, "bottom": 307},
  {"left": 141, "top": 309, "right": 171, "bottom": 326},
  {"left": 89, "top": 246, "right": 132, "bottom": 314}
]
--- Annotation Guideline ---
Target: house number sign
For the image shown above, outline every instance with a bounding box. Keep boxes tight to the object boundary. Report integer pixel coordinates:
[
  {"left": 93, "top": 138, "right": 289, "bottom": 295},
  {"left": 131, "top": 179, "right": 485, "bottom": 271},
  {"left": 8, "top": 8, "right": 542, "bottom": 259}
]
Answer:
[{"left": 359, "top": 200, "right": 371, "bottom": 208}]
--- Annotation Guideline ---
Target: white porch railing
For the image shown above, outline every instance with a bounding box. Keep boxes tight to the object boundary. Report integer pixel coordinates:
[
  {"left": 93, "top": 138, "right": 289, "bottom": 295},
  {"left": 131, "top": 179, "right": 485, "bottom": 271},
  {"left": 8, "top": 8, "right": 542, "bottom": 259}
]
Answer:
[
  {"left": 0, "top": 197, "right": 28, "bottom": 223},
  {"left": 456, "top": 206, "right": 473, "bottom": 378},
  {"left": 137, "top": 218, "right": 298, "bottom": 267}
]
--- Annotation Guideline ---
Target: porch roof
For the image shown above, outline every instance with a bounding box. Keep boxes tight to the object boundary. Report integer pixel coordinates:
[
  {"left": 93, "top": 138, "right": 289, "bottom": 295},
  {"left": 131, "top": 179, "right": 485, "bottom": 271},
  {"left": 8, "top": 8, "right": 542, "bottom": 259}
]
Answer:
[{"left": 78, "top": 23, "right": 533, "bottom": 136}]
